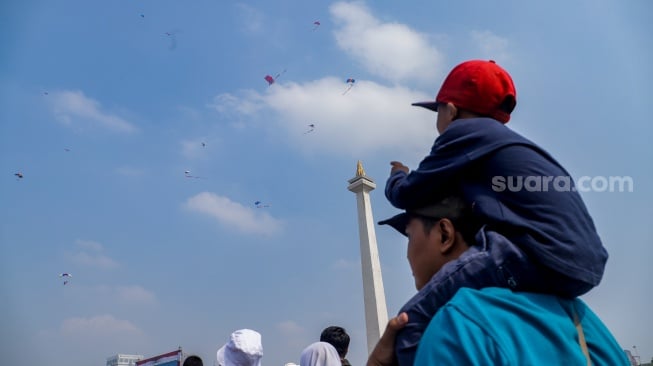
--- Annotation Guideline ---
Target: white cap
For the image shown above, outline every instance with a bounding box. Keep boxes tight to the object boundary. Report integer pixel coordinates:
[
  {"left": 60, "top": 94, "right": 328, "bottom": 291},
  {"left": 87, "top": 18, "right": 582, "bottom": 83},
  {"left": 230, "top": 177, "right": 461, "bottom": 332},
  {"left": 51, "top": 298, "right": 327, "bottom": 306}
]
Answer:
[{"left": 216, "top": 329, "right": 263, "bottom": 366}]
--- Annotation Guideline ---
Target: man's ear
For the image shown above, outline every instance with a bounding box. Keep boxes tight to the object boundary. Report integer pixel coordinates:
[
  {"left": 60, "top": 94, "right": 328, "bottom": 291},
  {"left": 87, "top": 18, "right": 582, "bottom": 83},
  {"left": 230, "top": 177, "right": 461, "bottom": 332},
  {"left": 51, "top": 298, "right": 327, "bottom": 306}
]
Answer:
[{"left": 437, "top": 219, "right": 457, "bottom": 254}]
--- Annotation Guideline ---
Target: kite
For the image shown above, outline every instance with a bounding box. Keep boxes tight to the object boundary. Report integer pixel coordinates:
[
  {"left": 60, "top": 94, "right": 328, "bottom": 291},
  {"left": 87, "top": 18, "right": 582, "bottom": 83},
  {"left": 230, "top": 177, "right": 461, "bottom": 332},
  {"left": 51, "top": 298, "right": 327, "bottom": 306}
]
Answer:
[
  {"left": 254, "top": 200, "right": 270, "bottom": 208},
  {"left": 264, "top": 69, "right": 287, "bottom": 86},
  {"left": 164, "top": 30, "right": 180, "bottom": 50},
  {"left": 184, "top": 170, "right": 204, "bottom": 179},
  {"left": 303, "top": 123, "right": 315, "bottom": 134},
  {"left": 14, "top": 172, "right": 23, "bottom": 179},
  {"left": 342, "top": 78, "right": 355, "bottom": 95},
  {"left": 201, "top": 142, "right": 206, "bottom": 147},
  {"left": 59, "top": 273, "right": 72, "bottom": 285},
  {"left": 312, "top": 21, "right": 321, "bottom": 30}
]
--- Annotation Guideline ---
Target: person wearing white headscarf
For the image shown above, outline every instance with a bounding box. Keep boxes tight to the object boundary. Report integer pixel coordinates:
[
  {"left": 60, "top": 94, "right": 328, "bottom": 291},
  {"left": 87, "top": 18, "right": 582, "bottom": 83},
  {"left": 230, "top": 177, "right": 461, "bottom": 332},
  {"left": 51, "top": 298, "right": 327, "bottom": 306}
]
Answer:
[{"left": 299, "top": 342, "right": 341, "bottom": 366}]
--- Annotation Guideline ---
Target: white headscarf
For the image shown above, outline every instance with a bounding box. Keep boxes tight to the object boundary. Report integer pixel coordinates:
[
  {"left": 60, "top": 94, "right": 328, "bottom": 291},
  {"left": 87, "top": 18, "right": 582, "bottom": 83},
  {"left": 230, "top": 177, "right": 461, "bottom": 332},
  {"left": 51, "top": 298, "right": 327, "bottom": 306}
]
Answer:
[{"left": 299, "top": 342, "right": 341, "bottom": 366}]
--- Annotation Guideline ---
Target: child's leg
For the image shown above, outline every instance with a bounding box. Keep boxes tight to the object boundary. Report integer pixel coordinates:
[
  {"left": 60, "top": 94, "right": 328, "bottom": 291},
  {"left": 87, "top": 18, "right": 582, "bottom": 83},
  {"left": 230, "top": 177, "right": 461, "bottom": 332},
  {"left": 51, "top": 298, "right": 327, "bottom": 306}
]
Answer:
[
  {"left": 498, "top": 240, "right": 595, "bottom": 298},
  {"left": 394, "top": 226, "right": 530, "bottom": 366}
]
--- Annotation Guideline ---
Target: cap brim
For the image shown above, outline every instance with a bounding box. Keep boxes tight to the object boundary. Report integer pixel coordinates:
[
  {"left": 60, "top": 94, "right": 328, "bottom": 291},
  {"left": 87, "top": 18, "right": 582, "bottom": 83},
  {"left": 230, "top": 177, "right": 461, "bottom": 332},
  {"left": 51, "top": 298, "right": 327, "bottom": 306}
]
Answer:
[
  {"left": 411, "top": 101, "right": 439, "bottom": 112},
  {"left": 378, "top": 213, "right": 409, "bottom": 237}
]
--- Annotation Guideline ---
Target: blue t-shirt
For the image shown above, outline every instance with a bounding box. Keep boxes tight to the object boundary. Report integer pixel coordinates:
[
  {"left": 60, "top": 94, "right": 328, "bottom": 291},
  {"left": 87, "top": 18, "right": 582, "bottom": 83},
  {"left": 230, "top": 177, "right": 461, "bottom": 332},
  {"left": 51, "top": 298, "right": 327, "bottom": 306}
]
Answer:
[{"left": 414, "top": 287, "right": 629, "bottom": 365}]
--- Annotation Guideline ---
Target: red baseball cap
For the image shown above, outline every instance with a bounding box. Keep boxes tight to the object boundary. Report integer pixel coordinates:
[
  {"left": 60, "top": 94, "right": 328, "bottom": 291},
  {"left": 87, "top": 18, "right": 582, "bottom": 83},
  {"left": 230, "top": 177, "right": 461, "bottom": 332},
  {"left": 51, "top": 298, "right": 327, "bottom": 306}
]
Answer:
[{"left": 412, "top": 60, "right": 516, "bottom": 123}]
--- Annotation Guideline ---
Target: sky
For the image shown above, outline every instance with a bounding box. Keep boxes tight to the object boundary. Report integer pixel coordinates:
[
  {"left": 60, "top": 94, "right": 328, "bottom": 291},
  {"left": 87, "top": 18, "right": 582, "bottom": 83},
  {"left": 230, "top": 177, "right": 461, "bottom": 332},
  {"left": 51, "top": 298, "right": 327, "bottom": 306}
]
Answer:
[{"left": 1, "top": 0, "right": 652, "bottom": 365}]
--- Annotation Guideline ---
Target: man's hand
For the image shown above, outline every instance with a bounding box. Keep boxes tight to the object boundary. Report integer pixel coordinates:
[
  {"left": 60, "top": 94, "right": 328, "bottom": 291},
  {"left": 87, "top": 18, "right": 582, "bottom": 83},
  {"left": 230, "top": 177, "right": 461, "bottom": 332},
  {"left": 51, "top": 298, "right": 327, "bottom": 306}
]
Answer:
[
  {"left": 390, "top": 161, "right": 409, "bottom": 175},
  {"left": 367, "top": 312, "right": 408, "bottom": 366}
]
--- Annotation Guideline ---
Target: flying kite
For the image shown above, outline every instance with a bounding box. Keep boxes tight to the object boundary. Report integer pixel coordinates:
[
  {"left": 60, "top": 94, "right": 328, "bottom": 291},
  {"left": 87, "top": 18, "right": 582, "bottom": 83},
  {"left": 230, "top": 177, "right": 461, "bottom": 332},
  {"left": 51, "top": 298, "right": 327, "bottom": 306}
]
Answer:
[
  {"left": 164, "top": 30, "right": 180, "bottom": 50},
  {"left": 184, "top": 170, "right": 204, "bottom": 179},
  {"left": 14, "top": 172, "right": 23, "bottom": 179},
  {"left": 312, "top": 21, "right": 321, "bottom": 30},
  {"left": 254, "top": 200, "right": 270, "bottom": 208},
  {"left": 304, "top": 124, "right": 315, "bottom": 134},
  {"left": 59, "top": 273, "right": 72, "bottom": 285},
  {"left": 264, "top": 69, "right": 287, "bottom": 86},
  {"left": 342, "top": 78, "right": 355, "bottom": 95}
]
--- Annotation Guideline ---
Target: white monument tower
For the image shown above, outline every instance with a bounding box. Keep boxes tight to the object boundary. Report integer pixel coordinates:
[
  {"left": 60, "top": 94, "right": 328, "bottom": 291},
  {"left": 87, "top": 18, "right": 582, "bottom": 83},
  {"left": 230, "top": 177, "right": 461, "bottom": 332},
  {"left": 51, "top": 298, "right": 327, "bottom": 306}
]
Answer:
[{"left": 347, "top": 161, "right": 388, "bottom": 355}]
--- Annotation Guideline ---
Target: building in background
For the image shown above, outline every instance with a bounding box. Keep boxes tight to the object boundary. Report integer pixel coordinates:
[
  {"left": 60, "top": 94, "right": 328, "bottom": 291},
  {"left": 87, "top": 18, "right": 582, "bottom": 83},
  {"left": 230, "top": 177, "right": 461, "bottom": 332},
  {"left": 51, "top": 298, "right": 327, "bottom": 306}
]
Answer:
[{"left": 106, "top": 354, "right": 143, "bottom": 366}]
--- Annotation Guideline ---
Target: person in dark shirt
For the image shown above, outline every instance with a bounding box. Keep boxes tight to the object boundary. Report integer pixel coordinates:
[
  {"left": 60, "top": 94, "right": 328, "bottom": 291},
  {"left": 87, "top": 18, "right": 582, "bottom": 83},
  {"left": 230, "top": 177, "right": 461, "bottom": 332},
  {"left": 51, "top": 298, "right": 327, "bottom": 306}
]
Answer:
[
  {"left": 320, "top": 326, "right": 352, "bottom": 365},
  {"left": 183, "top": 355, "right": 203, "bottom": 366}
]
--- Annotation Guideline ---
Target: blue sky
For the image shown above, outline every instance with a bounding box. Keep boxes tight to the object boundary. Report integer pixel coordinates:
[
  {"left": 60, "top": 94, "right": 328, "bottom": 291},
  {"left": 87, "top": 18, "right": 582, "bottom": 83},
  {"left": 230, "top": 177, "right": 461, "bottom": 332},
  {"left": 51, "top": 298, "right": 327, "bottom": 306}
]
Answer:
[{"left": 1, "top": 1, "right": 652, "bottom": 365}]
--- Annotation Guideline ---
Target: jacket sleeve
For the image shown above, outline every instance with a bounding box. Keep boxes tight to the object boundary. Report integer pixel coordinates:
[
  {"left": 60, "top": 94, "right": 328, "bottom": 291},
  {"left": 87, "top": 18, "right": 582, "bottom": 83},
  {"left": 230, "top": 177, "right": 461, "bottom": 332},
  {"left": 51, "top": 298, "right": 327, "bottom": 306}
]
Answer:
[
  {"left": 384, "top": 119, "right": 526, "bottom": 209},
  {"left": 384, "top": 134, "right": 474, "bottom": 209}
]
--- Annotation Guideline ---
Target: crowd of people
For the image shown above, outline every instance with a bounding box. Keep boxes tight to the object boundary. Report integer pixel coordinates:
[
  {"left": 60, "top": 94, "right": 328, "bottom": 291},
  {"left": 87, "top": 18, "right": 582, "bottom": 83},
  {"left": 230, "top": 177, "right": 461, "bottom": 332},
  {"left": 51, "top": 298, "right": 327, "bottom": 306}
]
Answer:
[{"left": 185, "top": 59, "right": 629, "bottom": 366}]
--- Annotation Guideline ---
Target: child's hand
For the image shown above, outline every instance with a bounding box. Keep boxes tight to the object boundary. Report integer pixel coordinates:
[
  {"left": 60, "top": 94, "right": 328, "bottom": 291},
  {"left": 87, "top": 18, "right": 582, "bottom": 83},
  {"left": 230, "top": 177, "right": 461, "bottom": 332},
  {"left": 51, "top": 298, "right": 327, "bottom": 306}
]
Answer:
[{"left": 390, "top": 161, "right": 409, "bottom": 175}]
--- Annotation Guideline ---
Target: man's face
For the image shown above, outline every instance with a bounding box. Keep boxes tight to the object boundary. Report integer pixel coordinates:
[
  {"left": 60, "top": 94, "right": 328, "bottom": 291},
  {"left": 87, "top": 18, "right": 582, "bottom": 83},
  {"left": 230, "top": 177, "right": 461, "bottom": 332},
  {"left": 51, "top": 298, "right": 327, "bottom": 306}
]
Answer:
[{"left": 405, "top": 217, "right": 446, "bottom": 290}]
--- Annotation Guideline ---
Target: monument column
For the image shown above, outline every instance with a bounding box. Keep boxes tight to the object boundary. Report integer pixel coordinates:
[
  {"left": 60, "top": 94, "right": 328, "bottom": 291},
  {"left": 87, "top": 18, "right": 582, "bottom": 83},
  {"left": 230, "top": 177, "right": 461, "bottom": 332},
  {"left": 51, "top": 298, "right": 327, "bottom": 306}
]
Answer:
[{"left": 347, "top": 161, "right": 388, "bottom": 355}]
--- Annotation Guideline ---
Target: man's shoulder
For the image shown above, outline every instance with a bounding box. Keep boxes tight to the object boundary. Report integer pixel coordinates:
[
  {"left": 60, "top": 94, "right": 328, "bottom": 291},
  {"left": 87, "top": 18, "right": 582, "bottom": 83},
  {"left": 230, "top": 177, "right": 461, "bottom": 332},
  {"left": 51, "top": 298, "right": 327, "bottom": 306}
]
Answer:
[
  {"left": 432, "top": 288, "right": 628, "bottom": 365},
  {"left": 441, "top": 287, "right": 573, "bottom": 326},
  {"left": 448, "top": 287, "right": 563, "bottom": 309}
]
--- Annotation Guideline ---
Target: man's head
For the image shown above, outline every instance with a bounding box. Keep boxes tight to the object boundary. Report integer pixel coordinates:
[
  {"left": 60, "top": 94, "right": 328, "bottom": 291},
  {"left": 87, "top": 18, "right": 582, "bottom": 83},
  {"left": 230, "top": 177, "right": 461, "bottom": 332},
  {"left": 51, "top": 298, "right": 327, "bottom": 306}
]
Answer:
[
  {"left": 379, "top": 196, "right": 479, "bottom": 290},
  {"left": 319, "top": 326, "right": 350, "bottom": 359},
  {"left": 412, "top": 59, "right": 517, "bottom": 133}
]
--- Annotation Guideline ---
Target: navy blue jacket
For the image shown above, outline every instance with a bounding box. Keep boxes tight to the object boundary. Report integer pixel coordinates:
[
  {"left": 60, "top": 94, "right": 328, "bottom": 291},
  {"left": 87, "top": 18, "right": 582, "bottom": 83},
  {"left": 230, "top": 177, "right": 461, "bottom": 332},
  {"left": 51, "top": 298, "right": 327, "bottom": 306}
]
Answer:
[{"left": 385, "top": 118, "right": 607, "bottom": 286}]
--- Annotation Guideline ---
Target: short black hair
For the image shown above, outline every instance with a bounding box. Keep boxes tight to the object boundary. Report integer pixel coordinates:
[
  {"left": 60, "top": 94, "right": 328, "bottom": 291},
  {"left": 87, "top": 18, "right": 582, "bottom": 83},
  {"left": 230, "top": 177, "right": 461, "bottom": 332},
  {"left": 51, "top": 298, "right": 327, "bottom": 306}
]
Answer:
[
  {"left": 320, "top": 326, "right": 350, "bottom": 358},
  {"left": 413, "top": 199, "right": 479, "bottom": 245},
  {"left": 183, "top": 355, "right": 203, "bottom": 366}
]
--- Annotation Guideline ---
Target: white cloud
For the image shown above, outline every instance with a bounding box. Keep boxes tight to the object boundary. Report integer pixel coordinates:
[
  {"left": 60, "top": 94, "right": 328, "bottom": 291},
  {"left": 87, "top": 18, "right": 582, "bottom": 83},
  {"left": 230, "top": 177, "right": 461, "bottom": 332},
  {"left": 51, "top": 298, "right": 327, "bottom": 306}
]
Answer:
[
  {"left": 60, "top": 314, "right": 143, "bottom": 336},
  {"left": 48, "top": 90, "right": 137, "bottom": 133},
  {"left": 277, "top": 320, "right": 304, "bottom": 336},
  {"left": 211, "top": 78, "right": 437, "bottom": 160},
  {"left": 277, "top": 320, "right": 308, "bottom": 349},
  {"left": 332, "top": 258, "right": 357, "bottom": 270},
  {"left": 70, "top": 252, "right": 119, "bottom": 269},
  {"left": 471, "top": 30, "right": 511, "bottom": 63},
  {"left": 330, "top": 1, "right": 444, "bottom": 85},
  {"left": 184, "top": 192, "right": 283, "bottom": 236},
  {"left": 70, "top": 239, "right": 119, "bottom": 269},
  {"left": 234, "top": 3, "right": 265, "bottom": 34},
  {"left": 115, "top": 285, "right": 157, "bottom": 305},
  {"left": 209, "top": 91, "right": 264, "bottom": 116},
  {"left": 75, "top": 239, "right": 104, "bottom": 252},
  {"left": 180, "top": 138, "right": 209, "bottom": 159}
]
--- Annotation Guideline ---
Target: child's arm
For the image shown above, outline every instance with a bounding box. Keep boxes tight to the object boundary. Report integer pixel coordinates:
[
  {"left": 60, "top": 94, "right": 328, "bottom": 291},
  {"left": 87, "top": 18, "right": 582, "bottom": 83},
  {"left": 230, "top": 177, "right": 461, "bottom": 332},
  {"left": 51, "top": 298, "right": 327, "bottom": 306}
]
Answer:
[
  {"left": 385, "top": 146, "right": 470, "bottom": 209},
  {"left": 385, "top": 119, "right": 507, "bottom": 209}
]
